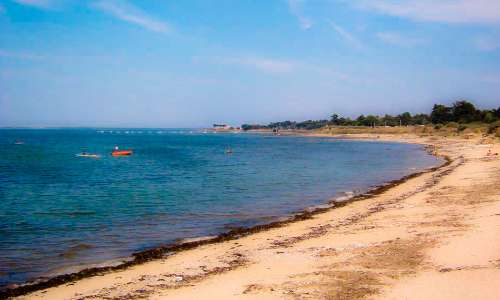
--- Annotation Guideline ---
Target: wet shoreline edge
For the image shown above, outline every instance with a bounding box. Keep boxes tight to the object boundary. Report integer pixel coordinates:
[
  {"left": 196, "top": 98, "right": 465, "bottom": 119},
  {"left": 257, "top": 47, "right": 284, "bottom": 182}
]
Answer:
[{"left": 0, "top": 141, "right": 450, "bottom": 299}]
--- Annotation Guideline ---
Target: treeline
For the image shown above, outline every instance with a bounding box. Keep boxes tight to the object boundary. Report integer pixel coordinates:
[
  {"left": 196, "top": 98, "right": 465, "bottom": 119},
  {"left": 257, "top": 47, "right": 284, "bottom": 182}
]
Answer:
[
  {"left": 241, "top": 120, "right": 329, "bottom": 131},
  {"left": 241, "top": 101, "right": 500, "bottom": 130}
]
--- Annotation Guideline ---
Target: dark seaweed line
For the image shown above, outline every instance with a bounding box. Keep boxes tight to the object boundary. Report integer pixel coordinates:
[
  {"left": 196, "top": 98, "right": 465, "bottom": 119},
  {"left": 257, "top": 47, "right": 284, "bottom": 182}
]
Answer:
[{"left": 0, "top": 155, "right": 451, "bottom": 299}]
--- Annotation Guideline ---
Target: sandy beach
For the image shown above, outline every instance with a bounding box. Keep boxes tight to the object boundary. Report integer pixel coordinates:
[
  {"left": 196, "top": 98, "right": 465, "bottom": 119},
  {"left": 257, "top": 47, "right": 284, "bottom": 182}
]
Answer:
[{"left": 10, "top": 134, "right": 500, "bottom": 299}]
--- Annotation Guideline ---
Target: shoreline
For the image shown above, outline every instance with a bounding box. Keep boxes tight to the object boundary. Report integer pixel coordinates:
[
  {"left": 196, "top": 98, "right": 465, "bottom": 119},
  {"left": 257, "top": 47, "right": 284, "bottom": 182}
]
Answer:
[
  {"left": 0, "top": 135, "right": 445, "bottom": 298},
  {"left": 4, "top": 133, "right": 500, "bottom": 299}
]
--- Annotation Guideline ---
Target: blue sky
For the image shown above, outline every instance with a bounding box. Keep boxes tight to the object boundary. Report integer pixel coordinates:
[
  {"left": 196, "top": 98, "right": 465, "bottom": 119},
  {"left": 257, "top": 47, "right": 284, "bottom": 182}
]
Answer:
[{"left": 0, "top": 0, "right": 499, "bottom": 127}]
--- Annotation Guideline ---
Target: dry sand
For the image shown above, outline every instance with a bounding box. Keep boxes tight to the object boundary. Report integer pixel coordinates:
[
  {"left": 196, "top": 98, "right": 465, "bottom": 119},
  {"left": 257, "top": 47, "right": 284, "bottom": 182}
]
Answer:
[{"left": 14, "top": 134, "right": 500, "bottom": 300}]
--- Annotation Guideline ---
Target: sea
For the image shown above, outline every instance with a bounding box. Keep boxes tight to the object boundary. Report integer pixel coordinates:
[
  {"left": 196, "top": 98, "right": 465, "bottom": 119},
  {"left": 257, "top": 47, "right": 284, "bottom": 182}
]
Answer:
[{"left": 0, "top": 129, "right": 442, "bottom": 288}]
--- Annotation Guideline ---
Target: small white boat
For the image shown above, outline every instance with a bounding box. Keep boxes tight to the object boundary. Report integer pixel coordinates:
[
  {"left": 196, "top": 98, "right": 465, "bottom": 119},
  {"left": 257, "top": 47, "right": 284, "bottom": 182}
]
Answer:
[{"left": 76, "top": 153, "right": 100, "bottom": 158}]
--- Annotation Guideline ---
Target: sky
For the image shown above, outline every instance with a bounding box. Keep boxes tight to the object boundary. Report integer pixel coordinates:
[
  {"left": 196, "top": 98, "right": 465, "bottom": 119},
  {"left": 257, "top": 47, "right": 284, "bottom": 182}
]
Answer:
[{"left": 0, "top": 0, "right": 499, "bottom": 128}]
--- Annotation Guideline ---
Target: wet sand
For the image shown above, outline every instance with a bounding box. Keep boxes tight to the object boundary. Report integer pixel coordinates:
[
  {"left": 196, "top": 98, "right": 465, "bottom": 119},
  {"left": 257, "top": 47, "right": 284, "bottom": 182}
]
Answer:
[{"left": 12, "top": 134, "right": 500, "bottom": 299}]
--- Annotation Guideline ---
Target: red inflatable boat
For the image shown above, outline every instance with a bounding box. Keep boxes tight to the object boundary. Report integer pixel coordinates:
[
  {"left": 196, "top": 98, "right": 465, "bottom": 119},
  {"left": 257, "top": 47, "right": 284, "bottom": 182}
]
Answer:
[{"left": 111, "top": 150, "right": 133, "bottom": 156}]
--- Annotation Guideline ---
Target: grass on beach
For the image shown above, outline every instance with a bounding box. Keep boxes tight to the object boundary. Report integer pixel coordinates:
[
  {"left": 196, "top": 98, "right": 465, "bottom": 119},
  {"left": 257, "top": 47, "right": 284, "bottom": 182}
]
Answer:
[{"left": 314, "top": 123, "right": 500, "bottom": 139}]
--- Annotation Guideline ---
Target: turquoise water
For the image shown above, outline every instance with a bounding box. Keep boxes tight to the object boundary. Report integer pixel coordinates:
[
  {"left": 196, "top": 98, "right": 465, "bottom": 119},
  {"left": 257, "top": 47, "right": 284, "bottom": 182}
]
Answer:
[{"left": 0, "top": 129, "right": 441, "bottom": 288}]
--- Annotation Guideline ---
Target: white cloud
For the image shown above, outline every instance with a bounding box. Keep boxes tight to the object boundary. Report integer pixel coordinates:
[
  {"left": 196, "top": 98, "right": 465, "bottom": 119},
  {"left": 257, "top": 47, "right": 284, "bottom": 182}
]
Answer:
[
  {"left": 473, "top": 35, "right": 500, "bottom": 51},
  {"left": 203, "top": 55, "right": 350, "bottom": 80},
  {"left": 92, "top": 0, "right": 173, "bottom": 34},
  {"left": 329, "top": 21, "right": 363, "bottom": 49},
  {"left": 12, "top": 0, "right": 53, "bottom": 9},
  {"left": 287, "top": 0, "right": 312, "bottom": 30},
  {"left": 354, "top": 0, "right": 500, "bottom": 24},
  {"left": 376, "top": 31, "right": 425, "bottom": 47}
]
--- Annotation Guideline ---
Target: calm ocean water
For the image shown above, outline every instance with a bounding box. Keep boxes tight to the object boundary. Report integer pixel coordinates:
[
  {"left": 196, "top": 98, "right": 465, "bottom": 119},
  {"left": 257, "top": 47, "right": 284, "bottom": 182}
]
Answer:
[{"left": 0, "top": 129, "right": 441, "bottom": 288}]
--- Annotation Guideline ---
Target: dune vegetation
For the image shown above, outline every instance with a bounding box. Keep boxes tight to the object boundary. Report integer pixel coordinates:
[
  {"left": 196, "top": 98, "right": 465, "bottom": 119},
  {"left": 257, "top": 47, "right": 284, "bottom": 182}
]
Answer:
[{"left": 242, "top": 100, "right": 500, "bottom": 138}]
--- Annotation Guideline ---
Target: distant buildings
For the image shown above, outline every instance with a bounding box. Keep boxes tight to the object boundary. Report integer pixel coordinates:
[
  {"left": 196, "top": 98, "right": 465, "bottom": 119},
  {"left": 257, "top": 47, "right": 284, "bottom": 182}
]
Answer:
[
  {"left": 213, "top": 124, "right": 231, "bottom": 129},
  {"left": 212, "top": 124, "right": 240, "bottom": 131}
]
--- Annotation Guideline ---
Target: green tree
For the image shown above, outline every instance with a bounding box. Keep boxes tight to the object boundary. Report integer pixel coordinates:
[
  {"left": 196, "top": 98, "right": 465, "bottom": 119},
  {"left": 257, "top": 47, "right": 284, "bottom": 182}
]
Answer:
[
  {"left": 355, "top": 115, "right": 366, "bottom": 126},
  {"left": 398, "top": 112, "right": 412, "bottom": 126},
  {"left": 452, "top": 100, "right": 478, "bottom": 123},
  {"left": 494, "top": 107, "right": 500, "bottom": 119},
  {"left": 381, "top": 114, "right": 398, "bottom": 126},
  {"left": 364, "top": 115, "right": 379, "bottom": 127},
  {"left": 431, "top": 104, "right": 453, "bottom": 124},
  {"left": 330, "top": 114, "right": 340, "bottom": 125},
  {"left": 338, "top": 117, "right": 354, "bottom": 126},
  {"left": 412, "top": 113, "right": 430, "bottom": 125},
  {"left": 483, "top": 111, "right": 496, "bottom": 123}
]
